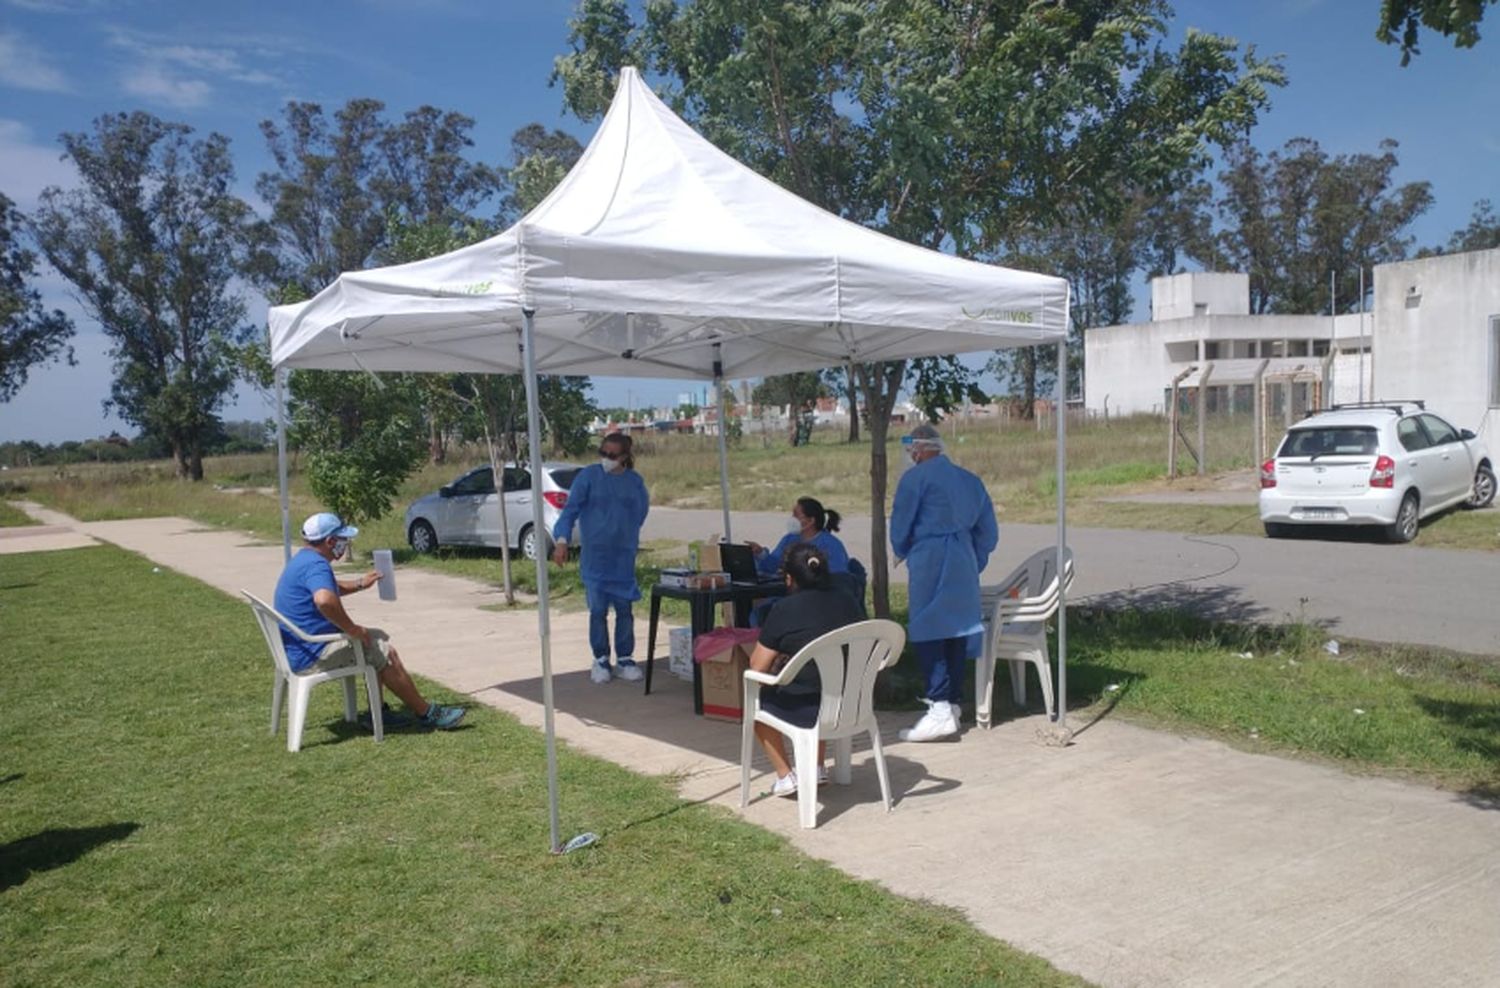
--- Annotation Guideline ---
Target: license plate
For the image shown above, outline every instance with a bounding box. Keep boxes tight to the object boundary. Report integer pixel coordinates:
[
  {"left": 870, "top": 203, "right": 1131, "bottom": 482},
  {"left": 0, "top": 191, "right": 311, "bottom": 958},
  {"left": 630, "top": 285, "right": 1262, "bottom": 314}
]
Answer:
[{"left": 1299, "top": 508, "right": 1338, "bottom": 519}]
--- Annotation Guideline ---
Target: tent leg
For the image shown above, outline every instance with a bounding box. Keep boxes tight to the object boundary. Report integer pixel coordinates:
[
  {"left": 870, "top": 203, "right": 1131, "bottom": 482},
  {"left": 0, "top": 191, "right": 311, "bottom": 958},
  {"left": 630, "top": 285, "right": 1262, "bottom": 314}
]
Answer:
[
  {"left": 1054, "top": 339, "right": 1068, "bottom": 729},
  {"left": 714, "top": 345, "right": 732, "bottom": 543},
  {"left": 522, "top": 311, "right": 562, "bottom": 854},
  {"left": 276, "top": 367, "right": 291, "bottom": 562}
]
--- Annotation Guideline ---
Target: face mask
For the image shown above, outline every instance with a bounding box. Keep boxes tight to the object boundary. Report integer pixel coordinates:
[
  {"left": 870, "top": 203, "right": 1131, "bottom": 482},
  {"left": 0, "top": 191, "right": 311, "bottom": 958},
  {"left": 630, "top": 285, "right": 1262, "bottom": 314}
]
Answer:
[
  {"left": 600, "top": 456, "right": 622, "bottom": 472},
  {"left": 785, "top": 517, "right": 803, "bottom": 536},
  {"left": 330, "top": 538, "right": 350, "bottom": 559}
]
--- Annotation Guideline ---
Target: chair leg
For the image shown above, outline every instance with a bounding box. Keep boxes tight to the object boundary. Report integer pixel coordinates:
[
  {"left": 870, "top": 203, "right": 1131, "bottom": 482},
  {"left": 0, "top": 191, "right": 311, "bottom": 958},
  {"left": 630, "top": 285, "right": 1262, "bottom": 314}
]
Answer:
[
  {"left": 1009, "top": 658, "right": 1028, "bottom": 709},
  {"left": 791, "top": 731, "right": 819, "bottom": 829},
  {"left": 271, "top": 672, "right": 285, "bottom": 736},
  {"left": 341, "top": 676, "right": 359, "bottom": 722},
  {"left": 364, "top": 669, "right": 384, "bottom": 743},
  {"left": 868, "top": 726, "right": 893, "bottom": 812},
  {"left": 975, "top": 650, "right": 995, "bottom": 729},
  {"left": 287, "top": 679, "right": 312, "bottom": 753},
  {"left": 832, "top": 737, "right": 853, "bottom": 786},
  {"left": 1035, "top": 642, "right": 1056, "bottom": 720},
  {"left": 739, "top": 700, "right": 756, "bottom": 808}
]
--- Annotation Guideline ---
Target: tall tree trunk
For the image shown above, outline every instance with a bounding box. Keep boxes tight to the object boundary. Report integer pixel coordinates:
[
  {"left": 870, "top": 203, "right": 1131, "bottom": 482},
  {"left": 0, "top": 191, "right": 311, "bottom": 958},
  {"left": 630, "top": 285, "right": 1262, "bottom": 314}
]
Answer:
[
  {"left": 428, "top": 419, "right": 446, "bottom": 465},
  {"left": 188, "top": 446, "right": 204, "bottom": 482},
  {"left": 856, "top": 359, "right": 905, "bottom": 620},
  {"left": 1021, "top": 348, "right": 1038, "bottom": 420},
  {"left": 172, "top": 440, "right": 189, "bottom": 479},
  {"left": 846, "top": 361, "right": 860, "bottom": 443},
  {"left": 483, "top": 412, "right": 516, "bottom": 605}
]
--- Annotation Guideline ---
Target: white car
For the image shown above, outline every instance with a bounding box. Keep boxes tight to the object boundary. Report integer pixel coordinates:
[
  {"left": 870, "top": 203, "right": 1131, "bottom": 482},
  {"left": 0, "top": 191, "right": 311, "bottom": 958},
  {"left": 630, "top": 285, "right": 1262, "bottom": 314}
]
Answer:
[
  {"left": 404, "top": 461, "right": 583, "bottom": 559},
  {"left": 1259, "top": 402, "right": 1494, "bottom": 543}
]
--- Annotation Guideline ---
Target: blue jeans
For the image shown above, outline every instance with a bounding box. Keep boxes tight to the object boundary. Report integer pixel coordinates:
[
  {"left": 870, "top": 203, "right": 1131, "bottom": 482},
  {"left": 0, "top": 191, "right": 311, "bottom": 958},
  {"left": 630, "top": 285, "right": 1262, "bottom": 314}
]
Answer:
[
  {"left": 586, "top": 585, "right": 635, "bottom": 661},
  {"left": 913, "top": 637, "right": 966, "bottom": 703}
]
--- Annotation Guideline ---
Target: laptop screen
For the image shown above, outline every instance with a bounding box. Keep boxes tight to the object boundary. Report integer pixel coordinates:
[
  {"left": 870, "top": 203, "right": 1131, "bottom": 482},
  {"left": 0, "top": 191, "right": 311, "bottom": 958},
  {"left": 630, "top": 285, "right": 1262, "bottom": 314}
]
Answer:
[{"left": 716, "top": 542, "right": 760, "bottom": 583}]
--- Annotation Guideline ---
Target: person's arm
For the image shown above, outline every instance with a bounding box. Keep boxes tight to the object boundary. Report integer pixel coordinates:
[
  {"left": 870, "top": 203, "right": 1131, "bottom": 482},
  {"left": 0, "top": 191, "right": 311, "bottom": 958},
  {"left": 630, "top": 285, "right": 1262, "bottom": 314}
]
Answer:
[
  {"left": 972, "top": 483, "right": 999, "bottom": 572},
  {"left": 889, "top": 474, "right": 917, "bottom": 560},
  {"left": 822, "top": 532, "right": 850, "bottom": 572},
  {"left": 313, "top": 587, "right": 372, "bottom": 646},
  {"left": 336, "top": 571, "right": 380, "bottom": 596},
  {"left": 632, "top": 473, "right": 650, "bottom": 527},
  {"left": 551, "top": 467, "right": 591, "bottom": 563},
  {"left": 755, "top": 534, "right": 792, "bottom": 577},
  {"left": 748, "top": 641, "right": 781, "bottom": 675}
]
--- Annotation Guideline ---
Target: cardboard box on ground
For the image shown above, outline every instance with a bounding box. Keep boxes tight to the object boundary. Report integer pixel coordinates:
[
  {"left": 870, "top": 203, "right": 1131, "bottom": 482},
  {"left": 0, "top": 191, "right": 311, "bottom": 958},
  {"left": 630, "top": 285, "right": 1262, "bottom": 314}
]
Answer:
[
  {"left": 699, "top": 643, "right": 752, "bottom": 722},
  {"left": 668, "top": 627, "right": 693, "bottom": 681}
]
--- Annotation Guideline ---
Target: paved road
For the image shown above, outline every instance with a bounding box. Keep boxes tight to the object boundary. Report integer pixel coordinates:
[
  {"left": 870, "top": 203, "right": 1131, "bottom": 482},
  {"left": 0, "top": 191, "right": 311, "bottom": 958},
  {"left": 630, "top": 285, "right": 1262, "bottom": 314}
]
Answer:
[{"left": 645, "top": 507, "right": 1500, "bottom": 656}]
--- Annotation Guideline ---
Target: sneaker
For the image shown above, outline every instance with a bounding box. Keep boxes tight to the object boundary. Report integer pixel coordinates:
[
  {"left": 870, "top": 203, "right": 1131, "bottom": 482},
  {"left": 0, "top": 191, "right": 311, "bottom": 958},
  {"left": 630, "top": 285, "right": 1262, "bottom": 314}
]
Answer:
[
  {"left": 590, "top": 660, "right": 613, "bottom": 684},
  {"left": 358, "top": 703, "right": 413, "bottom": 731},
  {"left": 615, "top": 658, "right": 643, "bottom": 682},
  {"left": 771, "top": 771, "right": 798, "bottom": 798},
  {"left": 417, "top": 703, "right": 466, "bottom": 730},
  {"left": 899, "top": 700, "right": 958, "bottom": 743}
]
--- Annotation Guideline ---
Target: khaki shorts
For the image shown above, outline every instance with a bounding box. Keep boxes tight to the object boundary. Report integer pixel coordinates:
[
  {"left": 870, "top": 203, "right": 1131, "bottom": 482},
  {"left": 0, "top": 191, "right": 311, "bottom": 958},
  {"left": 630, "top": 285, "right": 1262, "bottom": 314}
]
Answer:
[{"left": 314, "top": 628, "right": 393, "bottom": 672}]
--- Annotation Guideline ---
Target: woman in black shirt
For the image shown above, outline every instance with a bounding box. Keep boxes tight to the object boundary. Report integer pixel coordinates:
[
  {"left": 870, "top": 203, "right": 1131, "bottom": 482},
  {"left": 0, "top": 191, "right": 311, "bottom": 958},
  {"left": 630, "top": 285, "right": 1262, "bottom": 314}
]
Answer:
[{"left": 748, "top": 542, "right": 865, "bottom": 798}]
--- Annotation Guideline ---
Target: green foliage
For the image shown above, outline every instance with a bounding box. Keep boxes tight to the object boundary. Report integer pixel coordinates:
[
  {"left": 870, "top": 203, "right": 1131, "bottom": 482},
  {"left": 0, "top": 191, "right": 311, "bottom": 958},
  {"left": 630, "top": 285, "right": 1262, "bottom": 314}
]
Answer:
[
  {"left": 499, "top": 123, "right": 584, "bottom": 221},
  {"left": 0, "top": 192, "right": 75, "bottom": 402},
  {"left": 750, "top": 371, "right": 825, "bottom": 412},
  {"left": 1440, "top": 199, "right": 1500, "bottom": 254},
  {"left": 30, "top": 113, "right": 261, "bottom": 480},
  {"left": 290, "top": 370, "right": 427, "bottom": 526},
  {"left": 1206, "top": 138, "right": 1433, "bottom": 315},
  {"left": 1377, "top": 0, "right": 1496, "bottom": 63}
]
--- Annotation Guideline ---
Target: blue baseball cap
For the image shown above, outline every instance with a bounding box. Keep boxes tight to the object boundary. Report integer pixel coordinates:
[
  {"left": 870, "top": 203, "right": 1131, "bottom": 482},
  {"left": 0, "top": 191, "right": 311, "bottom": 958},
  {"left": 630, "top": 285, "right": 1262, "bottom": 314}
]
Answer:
[{"left": 301, "top": 512, "right": 358, "bottom": 542}]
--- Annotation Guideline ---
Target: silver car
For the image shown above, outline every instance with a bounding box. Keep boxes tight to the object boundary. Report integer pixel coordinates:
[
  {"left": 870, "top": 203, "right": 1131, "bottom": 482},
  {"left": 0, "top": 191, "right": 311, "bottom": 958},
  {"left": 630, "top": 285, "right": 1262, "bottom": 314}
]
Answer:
[
  {"left": 404, "top": 461, "right": 583, "bottom": 559},
  {"left": 1260, "top": 402, "right": 1494, "bottom": 543}
]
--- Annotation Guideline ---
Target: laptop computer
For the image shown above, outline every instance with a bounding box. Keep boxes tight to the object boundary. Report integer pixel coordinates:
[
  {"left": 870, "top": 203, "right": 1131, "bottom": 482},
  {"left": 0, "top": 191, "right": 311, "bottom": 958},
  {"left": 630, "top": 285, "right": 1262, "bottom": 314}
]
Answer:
[{"left": 715, "top": 542, "right": 764, "bottom": 585}]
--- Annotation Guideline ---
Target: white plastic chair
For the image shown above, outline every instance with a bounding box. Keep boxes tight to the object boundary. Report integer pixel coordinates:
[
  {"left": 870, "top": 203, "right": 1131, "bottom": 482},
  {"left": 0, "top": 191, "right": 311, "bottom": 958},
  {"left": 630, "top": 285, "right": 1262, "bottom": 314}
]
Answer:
[
  {"left": 242, "top": 591, "right": 384, "bottom": 752},
  {"left": 975, "top": 547, "right": 1075, "bottom": 729},
  {"left": 740, "top": 619, "right": 906, "bottom": 829}
]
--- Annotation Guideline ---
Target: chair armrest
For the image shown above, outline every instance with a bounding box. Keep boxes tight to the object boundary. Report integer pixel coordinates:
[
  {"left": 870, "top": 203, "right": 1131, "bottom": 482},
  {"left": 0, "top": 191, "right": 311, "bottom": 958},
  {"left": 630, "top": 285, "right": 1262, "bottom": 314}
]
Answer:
[{"left": 743, "top": 669, "right": 780, "bottom": 686}]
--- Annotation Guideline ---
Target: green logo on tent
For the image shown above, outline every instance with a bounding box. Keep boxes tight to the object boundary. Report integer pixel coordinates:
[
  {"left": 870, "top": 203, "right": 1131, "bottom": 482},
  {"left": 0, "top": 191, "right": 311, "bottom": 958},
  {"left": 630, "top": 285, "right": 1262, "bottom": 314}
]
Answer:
[{"left": 961, "top": 305, "right": 1033, "bottom": 324}]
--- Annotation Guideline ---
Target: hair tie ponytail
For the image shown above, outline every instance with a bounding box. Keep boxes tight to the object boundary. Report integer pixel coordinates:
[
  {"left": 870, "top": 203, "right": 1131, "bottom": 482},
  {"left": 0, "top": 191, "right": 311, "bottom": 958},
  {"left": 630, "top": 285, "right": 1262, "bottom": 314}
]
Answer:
[{"left": 808, "top": 556, "right": 820, "bottom": 569}]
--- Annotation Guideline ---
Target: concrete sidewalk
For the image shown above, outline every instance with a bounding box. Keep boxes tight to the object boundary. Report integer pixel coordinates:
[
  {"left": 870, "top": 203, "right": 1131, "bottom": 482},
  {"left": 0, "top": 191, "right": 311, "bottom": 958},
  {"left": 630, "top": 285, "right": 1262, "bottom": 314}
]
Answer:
[{"left": 15, "top": 505, "right": 1500, "bottom": 987}]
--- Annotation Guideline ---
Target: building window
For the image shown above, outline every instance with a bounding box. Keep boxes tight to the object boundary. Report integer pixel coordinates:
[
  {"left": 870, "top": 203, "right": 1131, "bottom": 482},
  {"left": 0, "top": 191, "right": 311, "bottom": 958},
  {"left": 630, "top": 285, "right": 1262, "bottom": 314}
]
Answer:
[{"left": 1491, "top": 316, "right": 1500, "bottom": 407}]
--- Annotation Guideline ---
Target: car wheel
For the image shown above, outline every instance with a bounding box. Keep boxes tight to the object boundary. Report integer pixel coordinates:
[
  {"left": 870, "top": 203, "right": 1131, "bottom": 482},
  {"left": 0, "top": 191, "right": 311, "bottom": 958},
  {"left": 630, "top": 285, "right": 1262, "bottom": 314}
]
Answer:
[
  {"left": 408, "top": 519, "right": 438, "bottom": 554},
  {"left": 1466, "top": 464, "right": 1496, "bottom": 509},
  {"left": 1385, "top": 492, "right": 1419, "bottom": 543},
  {"left": 1263, "top": 522, "right": 1295, "bottom": 539},
  {"left": 519, "top": 525, "right": 542, "bottom": 561}
]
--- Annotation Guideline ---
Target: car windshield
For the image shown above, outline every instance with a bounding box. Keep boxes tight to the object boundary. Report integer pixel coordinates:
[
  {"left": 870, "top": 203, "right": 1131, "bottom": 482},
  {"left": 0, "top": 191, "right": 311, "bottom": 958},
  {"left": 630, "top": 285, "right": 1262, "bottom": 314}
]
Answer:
[
  {"left": 1280, "top": 427, "right": 1378, "bottom": 457},
  {"left": 549, "top": 467, "right": 581, "bottom": 489}
]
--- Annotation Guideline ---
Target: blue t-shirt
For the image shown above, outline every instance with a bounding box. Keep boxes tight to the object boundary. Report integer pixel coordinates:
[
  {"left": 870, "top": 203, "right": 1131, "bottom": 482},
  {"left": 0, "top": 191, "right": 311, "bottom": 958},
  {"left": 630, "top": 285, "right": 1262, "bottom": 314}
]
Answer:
[{"left": 273, "top": 548, "right": 341, "bottom": 671}]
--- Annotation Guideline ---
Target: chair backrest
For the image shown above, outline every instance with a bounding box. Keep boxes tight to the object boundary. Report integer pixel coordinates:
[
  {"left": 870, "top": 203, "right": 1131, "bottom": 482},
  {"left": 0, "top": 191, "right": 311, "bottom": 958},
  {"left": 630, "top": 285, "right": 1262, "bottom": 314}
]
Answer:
[
  {"left": 983, "top": 547, "right": 1075, "bottom": 630},
  {"left": 242, "top": 590, "right": 297, "bottom": 678},
  {"left": 776, "top": 619, "right": 906, "bottom": 737}
]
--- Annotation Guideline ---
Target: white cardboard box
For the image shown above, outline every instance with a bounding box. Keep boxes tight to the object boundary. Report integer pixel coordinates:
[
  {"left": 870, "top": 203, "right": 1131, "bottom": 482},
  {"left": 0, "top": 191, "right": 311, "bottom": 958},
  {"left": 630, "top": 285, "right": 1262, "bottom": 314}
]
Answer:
[{"left": 668, "top": 627, "right": 693, "bottom": 681}]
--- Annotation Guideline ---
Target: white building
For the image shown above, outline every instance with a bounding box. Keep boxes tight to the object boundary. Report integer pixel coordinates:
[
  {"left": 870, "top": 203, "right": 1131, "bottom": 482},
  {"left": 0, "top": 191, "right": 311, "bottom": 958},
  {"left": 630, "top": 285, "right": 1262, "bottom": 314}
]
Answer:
[
  {"left": 1085, "top": 272, "right": 1372, "bottom": 418},
  {"left": 1372, "top": 247, "right": 1500, "bottom": 441}
]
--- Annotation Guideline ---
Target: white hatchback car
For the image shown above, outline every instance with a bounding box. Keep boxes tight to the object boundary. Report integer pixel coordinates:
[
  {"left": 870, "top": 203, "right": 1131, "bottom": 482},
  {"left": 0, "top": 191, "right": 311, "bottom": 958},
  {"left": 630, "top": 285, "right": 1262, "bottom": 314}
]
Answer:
[
  {"left": 1260, "top": 402, "right": 1494, "bottom": 543},
  {"left": 404, "top": 461, "right": 584, "bottom": 559}
]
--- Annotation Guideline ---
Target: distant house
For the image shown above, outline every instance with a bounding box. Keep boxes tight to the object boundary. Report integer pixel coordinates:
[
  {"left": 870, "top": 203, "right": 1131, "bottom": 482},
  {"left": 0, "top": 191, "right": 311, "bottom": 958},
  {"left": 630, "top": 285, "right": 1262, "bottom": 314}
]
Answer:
[{"left": 1372, "top": 247, "right": 1500, "bottom": 439}]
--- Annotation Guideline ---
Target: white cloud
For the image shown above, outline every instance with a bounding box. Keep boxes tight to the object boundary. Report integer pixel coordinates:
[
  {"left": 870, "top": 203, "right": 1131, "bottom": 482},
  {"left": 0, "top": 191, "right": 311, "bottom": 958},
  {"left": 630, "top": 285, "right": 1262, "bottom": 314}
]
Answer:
[
  {"left": 0, "top": 119, "right": 74, "bottom": 210},
  {"left": 120, "top": 63, "right": 212, "bottom": 109},
  {"left": 0, "top": 30, "right": 70, "bottom": 92}
]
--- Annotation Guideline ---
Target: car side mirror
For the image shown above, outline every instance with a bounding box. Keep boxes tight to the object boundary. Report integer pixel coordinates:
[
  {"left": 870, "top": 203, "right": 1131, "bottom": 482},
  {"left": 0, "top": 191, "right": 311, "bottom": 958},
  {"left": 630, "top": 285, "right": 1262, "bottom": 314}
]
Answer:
[
  {"left": 1460, "top": 428, "right": 1476, "bottom": 441},
  {"left": 439, "top": 485, "right": 454, "bottom": 498}
]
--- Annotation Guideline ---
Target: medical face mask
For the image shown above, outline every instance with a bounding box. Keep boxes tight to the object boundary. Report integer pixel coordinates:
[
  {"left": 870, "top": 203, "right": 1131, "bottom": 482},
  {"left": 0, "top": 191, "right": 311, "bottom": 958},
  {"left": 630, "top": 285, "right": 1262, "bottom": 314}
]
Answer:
[
  {"left": 785, "top": 517, "right": 803, "bottom": 536},
  {"left": 600, "top": 454, "right": 624, "bottom": 472},
  {"left": 330, "top": 537, "right": 350, "bottom": 559}
]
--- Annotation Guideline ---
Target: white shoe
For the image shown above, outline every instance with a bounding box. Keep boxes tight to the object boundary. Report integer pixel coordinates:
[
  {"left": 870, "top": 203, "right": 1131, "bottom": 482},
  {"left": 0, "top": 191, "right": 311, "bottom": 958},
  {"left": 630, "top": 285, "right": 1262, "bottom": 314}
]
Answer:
[
  {"left": 900, "top": 701, "right": 958, "bottom": 742},
  {"left": 590, "top": 660, "right": 613, "bottom": 684},
  {"left": 771, "top": 771, "right": 798, "bottom": 798},
  {"left": 615, "top": 658, "right": 643, "bottom": 682}
]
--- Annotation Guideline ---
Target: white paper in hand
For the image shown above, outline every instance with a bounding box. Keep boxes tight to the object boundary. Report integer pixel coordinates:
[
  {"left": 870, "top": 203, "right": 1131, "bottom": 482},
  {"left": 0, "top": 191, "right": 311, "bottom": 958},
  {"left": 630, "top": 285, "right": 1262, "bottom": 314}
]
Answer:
[{"left": 372, "top": 549, "right": 397, "bottom": 601}]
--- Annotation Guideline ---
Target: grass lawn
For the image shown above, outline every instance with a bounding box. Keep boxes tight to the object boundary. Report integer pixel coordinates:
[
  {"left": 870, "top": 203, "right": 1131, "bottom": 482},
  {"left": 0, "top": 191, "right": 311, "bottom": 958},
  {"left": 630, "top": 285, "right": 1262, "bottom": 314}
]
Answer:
[
  {"left": 0, "top": 545, "right": 1085, "bottom": 988},
  {"left": 0, "top": 500, "right": 35, "bottom": 526}
]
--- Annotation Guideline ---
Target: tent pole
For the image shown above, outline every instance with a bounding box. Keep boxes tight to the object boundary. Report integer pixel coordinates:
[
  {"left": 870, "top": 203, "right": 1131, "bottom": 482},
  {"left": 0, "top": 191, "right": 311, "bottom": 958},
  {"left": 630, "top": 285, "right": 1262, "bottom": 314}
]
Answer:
[
  {"left": 521, "top": 311, "right": 562, "bottom": 854},
  {"left": 276, "top": 367, "right": 291, "bottom": 562},
  {"left": 713, "top": 344, "right": 732, "bottom": 542},
  {"left": 1054, "top": 338, "right": 1068, "bottom": 728}
]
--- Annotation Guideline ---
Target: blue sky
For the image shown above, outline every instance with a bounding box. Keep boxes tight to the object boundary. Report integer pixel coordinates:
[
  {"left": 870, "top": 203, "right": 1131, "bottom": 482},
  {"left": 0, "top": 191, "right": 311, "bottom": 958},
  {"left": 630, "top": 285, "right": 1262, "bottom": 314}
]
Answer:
[{"left": 2, "top": 0, "right": 1496, "bottom": 443}]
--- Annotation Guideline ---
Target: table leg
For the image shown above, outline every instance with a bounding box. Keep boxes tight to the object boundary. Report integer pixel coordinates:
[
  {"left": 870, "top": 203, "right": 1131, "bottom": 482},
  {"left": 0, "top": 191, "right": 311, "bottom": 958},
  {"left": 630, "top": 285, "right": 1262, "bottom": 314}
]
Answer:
[
  {"left": 690, "top": 594, "right": 712, "bottom": 716},
  {"left": 645, "top": 590, "right": 663, "bottom": 695}
]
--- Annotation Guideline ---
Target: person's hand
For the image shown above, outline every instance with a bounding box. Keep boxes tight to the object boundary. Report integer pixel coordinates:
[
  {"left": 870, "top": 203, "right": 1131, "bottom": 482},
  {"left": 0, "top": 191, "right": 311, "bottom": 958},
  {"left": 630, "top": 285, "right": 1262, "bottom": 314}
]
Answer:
[
  {"left": 361, "top": 570, "right": 379, "bottom": 590},
  {"left": 746, "top": 540, "right": 763, "bottom": 555},
  {"left": 349, "top": 624, "right": 373, "bottom": 647},
  {"left": 551, "top": 542, "right": 568, "bottom": 566}
]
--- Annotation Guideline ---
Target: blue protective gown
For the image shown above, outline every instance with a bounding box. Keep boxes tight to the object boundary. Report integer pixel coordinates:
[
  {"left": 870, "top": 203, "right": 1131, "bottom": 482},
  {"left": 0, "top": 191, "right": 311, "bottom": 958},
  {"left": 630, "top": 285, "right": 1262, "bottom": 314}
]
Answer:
[
  {"left": 889, "top": 454, "right": 998, "bottom": 645},
  {"left": 551, "top": 464, "right": 650, "bottom": 601},
  {"left": 754, "top": 528, "right": 850, "bottom": 577}
]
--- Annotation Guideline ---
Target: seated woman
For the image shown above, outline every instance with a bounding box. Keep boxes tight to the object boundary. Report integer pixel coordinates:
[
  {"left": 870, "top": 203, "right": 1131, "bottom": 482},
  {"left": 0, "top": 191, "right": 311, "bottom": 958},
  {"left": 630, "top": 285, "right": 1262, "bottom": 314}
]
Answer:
[
  {"left": 748, "top": 542, "right": 866, "bottom": 798},
  {"left": 748, "top": 497, "right": 849, "bottom": 579}
]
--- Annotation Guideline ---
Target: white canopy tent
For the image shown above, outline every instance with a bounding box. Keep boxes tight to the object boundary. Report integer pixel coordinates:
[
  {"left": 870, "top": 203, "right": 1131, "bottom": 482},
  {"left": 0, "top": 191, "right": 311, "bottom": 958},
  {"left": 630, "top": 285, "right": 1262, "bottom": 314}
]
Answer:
[{"left": 269, "top": 67, "right": 1072, "bottom": 852}]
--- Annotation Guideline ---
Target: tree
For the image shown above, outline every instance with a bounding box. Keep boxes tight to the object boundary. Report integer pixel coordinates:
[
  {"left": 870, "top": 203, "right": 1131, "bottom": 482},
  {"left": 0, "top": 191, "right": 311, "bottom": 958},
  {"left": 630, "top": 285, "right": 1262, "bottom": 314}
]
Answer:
[
  {"left": 556, "top": 0, "right": 1283, "bottom": 618},
  {"left": 1, "top": 192, "right": 74, "bottom": 402},
  {"left": 31, "top": 113, "right": 260, "bottom": 480},
  {"left": 499, "top": 124, "right": 585, "bottom": 224},
  {"left": 1444, "top": 199, "right": 1500, "bottom": 253},
  {"left": 751, "top": 372, "right": 824, "bottom": 417},
  {"left": 1207, "top": 138, "right": 1433, "bottom": 315},
  {"left": 1377, "top": 0, "right": 1496, "bottom": 63}
]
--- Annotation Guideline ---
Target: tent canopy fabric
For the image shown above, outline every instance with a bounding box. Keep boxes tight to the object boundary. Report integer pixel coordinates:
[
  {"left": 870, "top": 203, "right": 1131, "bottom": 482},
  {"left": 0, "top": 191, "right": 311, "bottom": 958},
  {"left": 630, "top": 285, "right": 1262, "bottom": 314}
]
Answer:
[{"left": 269, "top": 67, "right": 1069, "bottom": 379}]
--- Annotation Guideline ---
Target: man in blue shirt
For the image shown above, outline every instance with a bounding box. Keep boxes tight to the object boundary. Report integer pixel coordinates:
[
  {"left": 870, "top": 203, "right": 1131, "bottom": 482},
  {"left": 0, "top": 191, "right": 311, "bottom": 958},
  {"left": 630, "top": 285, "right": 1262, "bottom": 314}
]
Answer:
[{"left": 274, "top": 512, "right": 464, "bottom": 729}]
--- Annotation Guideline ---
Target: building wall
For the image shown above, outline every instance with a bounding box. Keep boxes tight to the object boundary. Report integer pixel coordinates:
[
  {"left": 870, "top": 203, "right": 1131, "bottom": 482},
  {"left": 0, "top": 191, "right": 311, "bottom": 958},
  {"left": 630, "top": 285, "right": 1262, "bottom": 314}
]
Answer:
[
  {"left": 1151, "top": 272, "right": 1251, "bottom": 320},
  {"left": 1374, "top": 247, "right": 1500, "bottom": 440}
]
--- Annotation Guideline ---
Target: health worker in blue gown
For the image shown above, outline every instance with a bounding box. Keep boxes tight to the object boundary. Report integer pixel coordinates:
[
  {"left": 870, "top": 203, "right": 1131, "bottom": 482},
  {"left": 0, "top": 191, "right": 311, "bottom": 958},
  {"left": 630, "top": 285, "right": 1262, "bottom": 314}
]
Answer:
[
  {"left": 551, "top": 432, "right": 650, "bottom": 685},
  {"left": 748, "top": 497, "right": 850, "bottom": 578},
  {"left": 889, "top": 422, "right": 998, "bottom": 742}
]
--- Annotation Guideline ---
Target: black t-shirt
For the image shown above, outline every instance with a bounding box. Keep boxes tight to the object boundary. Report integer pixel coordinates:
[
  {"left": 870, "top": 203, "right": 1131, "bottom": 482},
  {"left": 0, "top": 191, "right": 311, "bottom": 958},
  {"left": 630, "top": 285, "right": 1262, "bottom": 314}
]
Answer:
[{"left": 757, "top": 585, "right": 865, "bottom": 695}]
